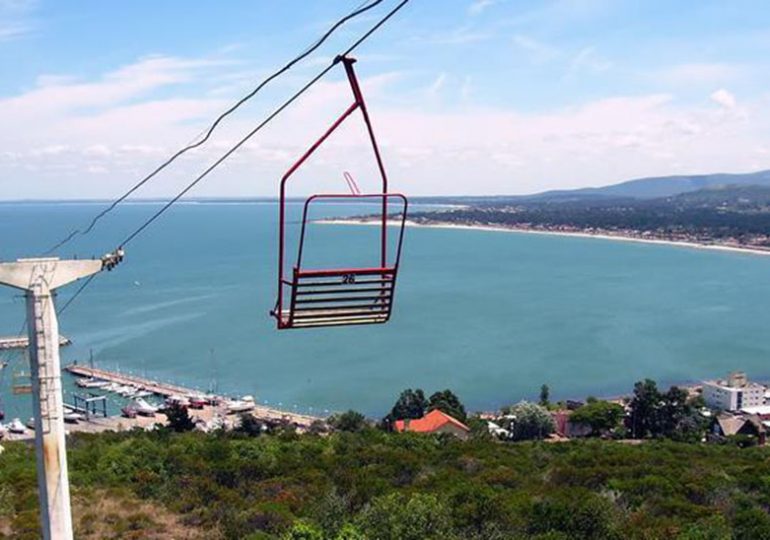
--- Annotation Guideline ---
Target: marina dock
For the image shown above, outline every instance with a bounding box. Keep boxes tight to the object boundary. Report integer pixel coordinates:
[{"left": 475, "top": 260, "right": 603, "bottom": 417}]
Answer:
[
  {"left": 65, "top": 364, "right": 198, "bottom": 398},
  {"left": 0, "top": 335, "right": 71, "bottom": 350},
  {"left": 63, "top": 363, "right": 323, "bottom": 428}
]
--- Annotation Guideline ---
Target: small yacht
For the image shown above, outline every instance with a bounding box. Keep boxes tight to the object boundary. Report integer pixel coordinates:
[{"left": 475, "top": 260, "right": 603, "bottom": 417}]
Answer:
[
  {"left": 134, "top": 398, "right": 158, "bottom": 416},
  {"left": 227, "top": 395, "right": 256, "bottom": 414},
  {"left": 164, "top": 395, "right": 190, "bottom": 408},
  {"left": 8, "top": 418, "right": 25, "bottom": 434},
  {"left": 116, "top": 385, "right": 137, "bottom": 397},
  {"left": 64, "top": 411, "right": 84, "bottom": 424},
  {"left": 75, "top": 378, "right": 109, "bottom": 389}
]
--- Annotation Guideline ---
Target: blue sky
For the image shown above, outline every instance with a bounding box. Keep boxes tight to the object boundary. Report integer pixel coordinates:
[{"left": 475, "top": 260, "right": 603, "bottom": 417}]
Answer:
[{"left": 1, "top": 0, "right": 770, "bottom": 198}]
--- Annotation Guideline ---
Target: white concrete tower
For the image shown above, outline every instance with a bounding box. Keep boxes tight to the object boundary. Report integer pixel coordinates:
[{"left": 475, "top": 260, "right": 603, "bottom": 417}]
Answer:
[{"left": 0, "top": 257, "right": 106, "bottom": 540}]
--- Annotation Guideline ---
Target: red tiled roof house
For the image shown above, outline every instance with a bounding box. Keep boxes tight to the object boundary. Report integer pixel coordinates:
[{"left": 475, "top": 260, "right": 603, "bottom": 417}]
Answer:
[{"left": 394, "top": 409, "right": 470, "bottom": 440}]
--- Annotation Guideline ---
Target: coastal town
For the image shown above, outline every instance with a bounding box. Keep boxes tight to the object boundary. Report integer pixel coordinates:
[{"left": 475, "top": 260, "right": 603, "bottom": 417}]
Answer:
[
  {"left": 403, "top": 183, "right": 770, "bottom": 254},
  {"left": 409, "top": 216, "right": 770, "bottom": 255},
  {"left": 378, "top": 370, "right": 770, "bottom": 446},
  {"left": 2, "top": 366, "right": 767, "bottom": 448}
]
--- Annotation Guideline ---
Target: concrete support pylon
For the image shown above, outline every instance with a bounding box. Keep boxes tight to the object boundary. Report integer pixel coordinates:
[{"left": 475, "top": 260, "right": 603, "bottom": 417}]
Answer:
[{"left": 0, "top": 257, "right": 104, "bottom": 540}]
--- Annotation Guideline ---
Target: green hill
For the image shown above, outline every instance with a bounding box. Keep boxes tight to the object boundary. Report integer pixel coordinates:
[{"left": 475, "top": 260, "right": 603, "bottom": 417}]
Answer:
[{"left": 2, "top": 431, "right": 770, "bottom": 539}]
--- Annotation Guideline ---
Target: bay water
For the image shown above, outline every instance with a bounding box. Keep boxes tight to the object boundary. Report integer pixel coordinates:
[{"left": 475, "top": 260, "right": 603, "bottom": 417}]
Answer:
[{"left": 2, "top": 201, "right": 770, "bottom": 418}]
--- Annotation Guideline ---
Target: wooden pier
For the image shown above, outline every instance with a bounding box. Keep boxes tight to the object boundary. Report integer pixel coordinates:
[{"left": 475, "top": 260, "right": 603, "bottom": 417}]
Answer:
[
  {"left": 65, "top": 364, "right": 198, "bottom": 398},
  {"left": 63, "top": 363, "right": 322, "bottom": 428},
  {"left": 0, "top": 335, "right": 71, "bottom": 350}
]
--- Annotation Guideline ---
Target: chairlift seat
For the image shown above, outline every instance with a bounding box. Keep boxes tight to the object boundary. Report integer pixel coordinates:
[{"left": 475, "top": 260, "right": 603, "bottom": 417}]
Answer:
[
  {"left": 273, "top": 193, "right": 406, "bottom": 330},
  {"left": 278, "top": 266, "right": 396, "bottom": 328}
]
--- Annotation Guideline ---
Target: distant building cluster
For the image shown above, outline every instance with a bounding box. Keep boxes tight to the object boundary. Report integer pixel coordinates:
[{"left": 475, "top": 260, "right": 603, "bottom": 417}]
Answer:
[
  {"left": 703, "top": 371, "right": 765, "bottom": 411},
  {"left": 477, "top": 371, "right": 770, "bottom": 446},
  {"left": 703, "top": 371, "right": 770, "bottom": 444}
]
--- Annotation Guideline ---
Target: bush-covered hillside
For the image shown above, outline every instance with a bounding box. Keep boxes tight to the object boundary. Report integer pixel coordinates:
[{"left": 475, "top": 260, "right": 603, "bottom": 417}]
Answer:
[{"left": 2, "top": 430, "right": 770, "bottom": 539}]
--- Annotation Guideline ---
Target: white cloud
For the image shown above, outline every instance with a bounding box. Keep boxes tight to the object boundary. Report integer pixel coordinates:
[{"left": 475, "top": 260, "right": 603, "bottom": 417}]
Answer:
[
  {"left": 423, "top": 25, "right": 491, "bottom": 45},
  {"left": 468, "top": 0, "right": 496, "bottom": 16},
  {"left": 0, "top": 0, "right": 35, "bottom": 42},
  {"left": 460, "top": 76, "right": 472, "bottom": 100},
  {"left": 1, "top": 52, "right": 769, "bottom": 199},
  {"left": 710, "top": 88, "right": 737, "bottom": 109},
  {"left": 513, "top": 34, "right": 560, "bottom": 63},
  {"left": 0, "top": 0, "right": 37, "bottom": 9},
  {"left": 0, "top": 23, "right": 31, "bottom": 42},
  {"left": 426, "top": 73, "right": 447, "bottom": 97},
  {"left": 655, "top": 63, "right": 742, "bottom": 87},
  {"left": 565, "top": 46, "right": 612, "bottom": 79}
]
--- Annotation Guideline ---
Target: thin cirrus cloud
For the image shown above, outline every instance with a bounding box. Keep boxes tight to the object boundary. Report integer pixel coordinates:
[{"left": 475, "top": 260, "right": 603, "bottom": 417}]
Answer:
[
  {"left": 1, "top": 50, "right": 767, "bottom": 199},
  {"left": 0, "top": 0, "right": 35, "bottom": 42},
  {"left": 468, "top": 0, "right": 498, "bottom": 16},
  {"left": 0, "top": 23, "right": 31, "bottom": 42},
  {"left": 654, "top": 62, "right": 743, "bottom": 86}
]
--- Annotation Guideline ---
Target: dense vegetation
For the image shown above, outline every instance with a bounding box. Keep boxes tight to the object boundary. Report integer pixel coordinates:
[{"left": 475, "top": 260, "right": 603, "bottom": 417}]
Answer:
[
  {"left": 411, "top": 185, "right": 770, "bottom": 247},
  {"left": 3, "top": 428, "right": 770, "bottom": 539}
]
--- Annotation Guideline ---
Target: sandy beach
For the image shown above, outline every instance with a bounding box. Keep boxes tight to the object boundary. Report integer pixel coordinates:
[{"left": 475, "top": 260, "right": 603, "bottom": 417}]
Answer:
[{"left": 320, "top": 218, "right": 770, "bottom": 257}]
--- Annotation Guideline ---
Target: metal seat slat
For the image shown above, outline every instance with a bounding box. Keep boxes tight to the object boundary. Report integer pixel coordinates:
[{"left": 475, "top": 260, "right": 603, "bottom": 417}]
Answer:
[
  {"left": 296, "top": 295, "right": 391, "bottom": 305},
  {"left": 296, "top": 286, "right": 393, "bottom": 296}
]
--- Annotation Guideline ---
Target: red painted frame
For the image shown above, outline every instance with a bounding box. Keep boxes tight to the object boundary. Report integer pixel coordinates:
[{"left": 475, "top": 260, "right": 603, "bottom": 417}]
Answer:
[{"left": 272, "top": 56, "right": 406, "bottom": 329}]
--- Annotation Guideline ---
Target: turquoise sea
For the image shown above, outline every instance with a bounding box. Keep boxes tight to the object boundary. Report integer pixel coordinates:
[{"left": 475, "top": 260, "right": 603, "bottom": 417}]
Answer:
[{"left": 2, "top": 201, "right": 770, "bottom": 418}]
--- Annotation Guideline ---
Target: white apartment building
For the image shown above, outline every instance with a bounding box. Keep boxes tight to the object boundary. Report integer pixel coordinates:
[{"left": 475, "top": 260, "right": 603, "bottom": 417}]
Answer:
[{"left": 703, "top": 371, "right": 764, "bottom": 411}]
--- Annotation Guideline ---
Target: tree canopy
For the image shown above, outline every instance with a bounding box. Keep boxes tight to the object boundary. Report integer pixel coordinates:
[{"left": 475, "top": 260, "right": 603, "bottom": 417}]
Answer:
[
  {"left": 165, "top": 403, "right": 195, "bottom": 432},
  {"left": 501, "top": 401, "right": 555, "bottom": 441},
  {"left": 628, "top": 380, "right": 706, "bottom": 441},
  {"left": 539, "top": 384, "right": 551, "bottom": 408},
  {"left": 384, "top": 388, "right": 428, "bottom": 425},
  {"left": 570, "top": 400, "right": 624, "bottom": 436},
  {"left": 328, "top": 410, "right": 367, "bottom": 433},
  {"left": 427, "top": 389, "right": 467, "bottom": 422}
]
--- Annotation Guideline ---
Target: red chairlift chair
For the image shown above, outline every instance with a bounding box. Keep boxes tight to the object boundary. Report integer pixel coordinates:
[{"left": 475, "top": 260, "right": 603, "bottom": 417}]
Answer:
[{"left": 271, "top": 56, "right": 408, "bottom": 329}]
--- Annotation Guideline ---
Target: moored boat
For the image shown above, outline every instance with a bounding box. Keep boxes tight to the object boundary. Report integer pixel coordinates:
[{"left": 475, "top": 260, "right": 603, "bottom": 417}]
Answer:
[
  {"left": 134, "top": 398, "right": 158, "bottom": 416},
  {"left": 121, "top": 405, "right": 137, "bottom": 419},
  {"left": 64, "top": 411, "right": 84, "bottom": 424},
  {"left": 227, "top": 395, "right": 256, "bottom": 414},
  {"left": 75, "top": 377, "right": 109, "bottom": 389},
  {"left": 8, "top": 418, "right": 25, "bottom": 434},
  {"left": 165, "top": 395, "right": 190, "bottom": 408}
]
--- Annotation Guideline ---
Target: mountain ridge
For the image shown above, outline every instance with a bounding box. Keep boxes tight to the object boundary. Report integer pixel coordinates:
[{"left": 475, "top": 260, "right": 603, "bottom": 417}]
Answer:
[{"left": 522, "top": 169, "right": 770, "bottom": 202}]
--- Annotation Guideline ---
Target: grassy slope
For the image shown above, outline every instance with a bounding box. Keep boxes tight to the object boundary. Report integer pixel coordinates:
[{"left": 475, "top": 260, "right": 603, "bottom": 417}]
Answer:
[{"left": 2, "top": 430, "right": 770, "bottom": 539}]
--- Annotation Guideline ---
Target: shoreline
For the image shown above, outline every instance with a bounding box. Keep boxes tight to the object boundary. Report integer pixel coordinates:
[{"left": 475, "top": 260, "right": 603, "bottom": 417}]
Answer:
[{"left": 320, "top": 218, "right": 770, "bottom": 257}]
